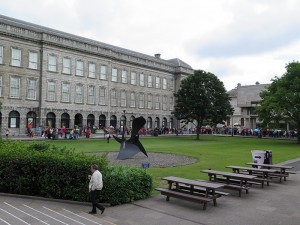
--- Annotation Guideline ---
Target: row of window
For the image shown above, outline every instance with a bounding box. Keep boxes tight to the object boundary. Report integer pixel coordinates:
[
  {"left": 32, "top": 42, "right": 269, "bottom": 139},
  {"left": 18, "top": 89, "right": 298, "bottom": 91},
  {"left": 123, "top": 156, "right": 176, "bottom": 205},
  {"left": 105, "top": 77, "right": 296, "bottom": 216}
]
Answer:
[
  {"left": 0, "top": 46, "right": 38, "bottom": 69},
  {"left": 0, "top": 76, "right": 37, "bottom": 100},
  {"left": 0, "top": 76, "right": 174, "bottom": 111},
  {"left": 0, "top": 46, "right": 173, "bottom": 90},
  {"left": 47, "top": 81, "right": 174, "bottom": 110}
]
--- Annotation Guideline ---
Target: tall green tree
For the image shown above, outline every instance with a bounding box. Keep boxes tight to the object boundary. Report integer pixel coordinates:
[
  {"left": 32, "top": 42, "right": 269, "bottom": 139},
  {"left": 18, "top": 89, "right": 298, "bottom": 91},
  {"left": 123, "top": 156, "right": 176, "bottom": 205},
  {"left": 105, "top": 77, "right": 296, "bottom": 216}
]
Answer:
[
  {"left": 173, "top": 70, "right": 233, "bottom": 140},
  {"left": 256, "top": 62, "right": 300, "bottom": 144}
]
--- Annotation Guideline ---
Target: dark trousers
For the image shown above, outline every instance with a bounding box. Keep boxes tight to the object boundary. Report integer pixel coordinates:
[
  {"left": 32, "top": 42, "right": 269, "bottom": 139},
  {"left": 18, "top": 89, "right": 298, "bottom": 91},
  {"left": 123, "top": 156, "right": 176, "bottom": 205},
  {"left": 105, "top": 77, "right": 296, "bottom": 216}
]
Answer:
[{"left": 90, "top": 190, "right": 104, "bottom": 213}]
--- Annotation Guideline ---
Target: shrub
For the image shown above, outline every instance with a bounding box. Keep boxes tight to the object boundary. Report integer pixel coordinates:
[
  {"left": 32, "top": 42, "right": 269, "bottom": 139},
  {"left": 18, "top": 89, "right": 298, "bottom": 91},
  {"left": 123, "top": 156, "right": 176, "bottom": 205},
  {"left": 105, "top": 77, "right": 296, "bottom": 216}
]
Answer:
[
  {"left": 0, "top": 141, "right": 152, "bottom": 205},
  {"left": 101, "top": 166, "right": 152, "bottom": 205},
  {"left": 27, "top": 142, "right": 50, "bottom": 152}
]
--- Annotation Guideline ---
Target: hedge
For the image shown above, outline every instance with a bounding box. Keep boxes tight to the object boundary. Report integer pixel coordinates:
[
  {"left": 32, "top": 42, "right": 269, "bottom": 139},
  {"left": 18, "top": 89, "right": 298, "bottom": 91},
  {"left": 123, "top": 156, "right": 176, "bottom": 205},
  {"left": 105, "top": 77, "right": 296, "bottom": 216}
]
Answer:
[{"left": 0, "top": 140, "right": 152, "bottom": 205}]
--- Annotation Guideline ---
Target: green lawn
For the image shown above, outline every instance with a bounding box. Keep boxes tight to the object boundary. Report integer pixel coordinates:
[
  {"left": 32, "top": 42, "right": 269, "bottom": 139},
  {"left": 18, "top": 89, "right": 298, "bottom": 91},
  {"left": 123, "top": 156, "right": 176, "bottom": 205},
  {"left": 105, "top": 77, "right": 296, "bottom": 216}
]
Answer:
[{"left": 46, "top": 135, "right": 300, "bottom": 188}]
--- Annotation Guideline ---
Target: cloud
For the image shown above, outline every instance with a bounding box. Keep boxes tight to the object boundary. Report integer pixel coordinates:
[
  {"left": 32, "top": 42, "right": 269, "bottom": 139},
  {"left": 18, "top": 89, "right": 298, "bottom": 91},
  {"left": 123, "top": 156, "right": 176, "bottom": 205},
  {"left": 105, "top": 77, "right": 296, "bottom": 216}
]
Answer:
[
  {"left": 189, "top": 0, "right": 300, "bottom": 58},
  {"left": 1, "top": 0, "right": 300, "bottom": 92}
]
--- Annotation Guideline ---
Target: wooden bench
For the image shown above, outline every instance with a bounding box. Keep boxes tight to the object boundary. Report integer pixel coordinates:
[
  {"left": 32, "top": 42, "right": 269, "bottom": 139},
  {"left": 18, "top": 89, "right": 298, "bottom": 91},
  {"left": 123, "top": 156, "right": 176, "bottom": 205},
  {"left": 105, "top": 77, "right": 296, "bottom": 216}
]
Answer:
[
  {"left": 177, "top": 184, "right": 229, "bottom": 206},
  {"left": 268, "top": 172, "right": 289, "bottom": 182},
  {"left": 285, "top": 170, "right": 297, "bottom": 174},
  {"left": 155, "top": 188, "right": 212, "bottom": 210},
  {"left": 250, "top": 171, "right": 289, "bottom": 182},
  {"left": 212, "top": 178, "right": 250, "bottom": 197}
]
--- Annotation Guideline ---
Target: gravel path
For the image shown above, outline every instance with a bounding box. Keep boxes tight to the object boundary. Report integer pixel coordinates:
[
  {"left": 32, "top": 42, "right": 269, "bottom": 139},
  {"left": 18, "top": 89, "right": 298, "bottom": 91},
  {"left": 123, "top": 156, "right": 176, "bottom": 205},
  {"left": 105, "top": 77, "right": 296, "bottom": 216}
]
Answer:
[{"left": 90, "top": 152, "right": 197, "bottom": 168}]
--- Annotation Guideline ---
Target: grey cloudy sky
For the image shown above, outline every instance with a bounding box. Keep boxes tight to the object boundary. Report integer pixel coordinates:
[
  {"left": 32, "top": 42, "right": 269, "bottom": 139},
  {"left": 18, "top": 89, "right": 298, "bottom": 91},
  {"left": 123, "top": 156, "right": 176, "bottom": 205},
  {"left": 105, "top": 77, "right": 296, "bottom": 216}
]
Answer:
[{"left": 1, "top": 0, "right": 300, "bottom": 90}]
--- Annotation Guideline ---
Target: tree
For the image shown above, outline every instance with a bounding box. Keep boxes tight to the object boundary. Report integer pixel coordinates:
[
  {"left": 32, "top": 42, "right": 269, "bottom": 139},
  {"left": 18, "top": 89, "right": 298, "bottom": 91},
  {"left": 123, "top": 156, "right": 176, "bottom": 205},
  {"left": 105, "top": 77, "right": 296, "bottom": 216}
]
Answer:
[
  {"left": 256, "top": 62, "right": 300, "bottom": 144},
  {"left": 173, "top": 70, "right": 233, "bottom": 140}
]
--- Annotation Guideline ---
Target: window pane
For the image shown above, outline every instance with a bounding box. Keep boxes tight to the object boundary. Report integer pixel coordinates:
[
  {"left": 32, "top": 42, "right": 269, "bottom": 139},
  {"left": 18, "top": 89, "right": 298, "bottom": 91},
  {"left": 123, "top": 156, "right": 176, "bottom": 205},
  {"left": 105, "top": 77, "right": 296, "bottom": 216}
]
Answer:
[
  {"left": 148, "top": 94, "right": 152, "bottom": 109},
  {"left": 12, "top": 48, "right": 21, "bottom": 67},
  {"left": 148, "top": 75, "right": 152, "bottom": 87},
  {"left": 163, "top": 96, "right": 167, "bottom": 110},
  {"left": 0, "top": 46, "right": 3, "bottom": 64},
  {"left": 48, "top": 55, "right": 57, "bottom": 72},
  {"left": 63, "top": 58, "right": 71, "bottom": 74},
  {"left": 10, "top": 77, "right": 20, "bottom": 98},
  {"left": 76, "top": 60, "right": 84, "bottom": 76},
  {"left": 163, "top": 78, "right": 167, "bottom": 90},
  {"left": 121, "top": 70, "right": 127, "bottom": 83},
  {"left": 75, "top": 85, "right": 83, "bottom": 103},
  {"left": 62, "top": 83, "right": 70, "bottom": 102},
  {"left": 140, "top": 73, "right": 144, "bottom": 86},
  {"left": 155, "top": 77, "right": 160, "bottom": 89},
  {"left": 130, "top": 93, "right": 136, "bottom": 107},
  {"left": 112, "top": 68, "right": 118, "bottom": 82},
  {"left": 29, "top": 52, "right": 38, "bottom": 69},
  {"left": 111, "top": 90, "right": 117, "bottom": 106},
  {"left": 100, "top": 65, "right": 107, "bottom": 79},
  {"left": 99, "top": 87, "right": 106, "bottom": 105},
  {"left": 88, "top": 63, "right": 96, "bottom": 78},
  {"left": 27, "top": 79, "right": 36, "bottom": 99},
  {"left": 139, "top": 93, "right": 144, "bottom": 108},
  {"left": 170, "top": 97, "right": 174, "bottom": 110},
  {"left": 47, "top": 82, "right": 56, "bottom": 101},
  {"left": 88, "top": 86, "right": 95, "bottom": 104},
  {"left": 10, "top": 118, "right": 17, "bottom": 128},
  {"left": 155, "top": 95, "right": 160, "bottom": 109},
  {"left": 121, "top": 91, "right": 126, "bottom": 107},
  {"left": 131, "top": 72, "right": 136, "bottom": 85}
]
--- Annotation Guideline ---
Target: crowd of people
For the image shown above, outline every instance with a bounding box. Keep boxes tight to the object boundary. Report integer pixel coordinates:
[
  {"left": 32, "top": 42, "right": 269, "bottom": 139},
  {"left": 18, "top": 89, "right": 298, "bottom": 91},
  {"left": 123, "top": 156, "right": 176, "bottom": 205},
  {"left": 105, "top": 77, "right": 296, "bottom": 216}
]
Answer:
[{"left": 3, "top": 125, "right": 298, "bottom": 140}]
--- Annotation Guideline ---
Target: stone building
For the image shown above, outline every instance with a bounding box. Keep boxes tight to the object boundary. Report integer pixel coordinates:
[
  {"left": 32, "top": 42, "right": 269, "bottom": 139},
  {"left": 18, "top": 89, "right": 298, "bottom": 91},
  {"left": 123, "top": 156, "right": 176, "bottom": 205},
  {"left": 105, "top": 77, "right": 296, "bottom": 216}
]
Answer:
[
  {"left": 227, "top": 83, "right": 269, "bottom": 129},
  {"left": 0, "top": 15, "right": 193, "bottom": 135}
]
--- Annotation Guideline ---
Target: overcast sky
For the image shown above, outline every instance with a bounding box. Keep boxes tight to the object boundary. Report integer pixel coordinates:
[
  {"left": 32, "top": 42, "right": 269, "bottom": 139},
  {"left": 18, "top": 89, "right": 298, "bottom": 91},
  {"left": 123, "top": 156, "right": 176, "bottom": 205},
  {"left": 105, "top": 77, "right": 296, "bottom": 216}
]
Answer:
[{"left": 1, "top": 0, "right": 300, "bottom": 90}]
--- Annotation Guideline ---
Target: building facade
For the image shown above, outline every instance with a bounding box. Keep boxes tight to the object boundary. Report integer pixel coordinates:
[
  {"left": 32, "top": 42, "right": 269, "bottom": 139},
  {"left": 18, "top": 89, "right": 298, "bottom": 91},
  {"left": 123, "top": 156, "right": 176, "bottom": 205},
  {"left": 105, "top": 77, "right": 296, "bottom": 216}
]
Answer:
[
  {"left": 227, "top": 83, "right": 269, "bottom": 129},
  {"left": 0, "top": 15, "right": 193, "bottom": 135}
]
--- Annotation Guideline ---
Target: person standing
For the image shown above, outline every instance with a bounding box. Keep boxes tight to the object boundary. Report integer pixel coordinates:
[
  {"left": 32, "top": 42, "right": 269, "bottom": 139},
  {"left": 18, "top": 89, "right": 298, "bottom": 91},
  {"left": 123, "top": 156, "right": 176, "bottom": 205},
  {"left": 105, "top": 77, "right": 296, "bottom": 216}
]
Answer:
[
  {"left": 5, "top": 128, "right": 9, "bottom": 139},
  {"left": 105, "top": 132, "right": 111, "bottom": 143},
  {"left": 88, "top": 164, "right": 105, "bottom": 214}
]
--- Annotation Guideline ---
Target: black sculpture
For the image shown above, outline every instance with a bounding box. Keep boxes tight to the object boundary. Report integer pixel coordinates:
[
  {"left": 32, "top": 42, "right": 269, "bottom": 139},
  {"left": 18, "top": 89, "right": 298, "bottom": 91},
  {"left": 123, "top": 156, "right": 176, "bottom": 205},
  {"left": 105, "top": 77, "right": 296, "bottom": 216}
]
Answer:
[{"left": 113, "top": 116, "right": 148, "bottom": 160}]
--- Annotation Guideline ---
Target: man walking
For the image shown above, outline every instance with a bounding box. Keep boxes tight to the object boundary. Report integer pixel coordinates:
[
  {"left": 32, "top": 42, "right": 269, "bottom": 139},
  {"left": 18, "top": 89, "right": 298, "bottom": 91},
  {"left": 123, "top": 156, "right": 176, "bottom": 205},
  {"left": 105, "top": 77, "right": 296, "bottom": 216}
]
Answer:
[{"left": 88, "top": 164, "right": 105, "bottom": 214}]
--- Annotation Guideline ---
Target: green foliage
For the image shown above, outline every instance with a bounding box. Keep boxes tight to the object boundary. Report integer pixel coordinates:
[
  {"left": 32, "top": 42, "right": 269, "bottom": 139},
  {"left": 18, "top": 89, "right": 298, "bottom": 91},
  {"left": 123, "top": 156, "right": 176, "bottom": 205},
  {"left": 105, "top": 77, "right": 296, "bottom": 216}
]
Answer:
[
  {"left": 0, "top": 141, "right": 152, "bottom": 204},
  {"left": 27, "top": 142, "right": 51, "bottom": 152},
  {"left": 101, "top": 166, "right": 152, "bottom": 205},
  {"left": 173, "top": 70, "right": 233, "bottom": 139},
  {"left": 256, "top": 62, "right": 300, "bottom": 143}
]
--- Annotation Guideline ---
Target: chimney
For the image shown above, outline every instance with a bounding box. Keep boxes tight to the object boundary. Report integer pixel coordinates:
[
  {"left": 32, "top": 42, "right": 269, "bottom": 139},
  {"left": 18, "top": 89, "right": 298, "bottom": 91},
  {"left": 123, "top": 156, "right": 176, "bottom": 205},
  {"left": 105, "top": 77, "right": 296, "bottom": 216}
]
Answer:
[{"left": 154, "top": 53, "right": 161, "bottom": 59}]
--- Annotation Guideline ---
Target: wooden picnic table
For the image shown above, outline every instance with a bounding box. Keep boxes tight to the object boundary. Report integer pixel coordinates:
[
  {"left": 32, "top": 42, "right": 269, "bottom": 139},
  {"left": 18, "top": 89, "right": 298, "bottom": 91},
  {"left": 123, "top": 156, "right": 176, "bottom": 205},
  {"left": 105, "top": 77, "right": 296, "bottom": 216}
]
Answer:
[
  {"left": 246, "top": 163, "right": 295, "bottom": 181},
  {"left": 156, "top": 176, "right": 225, "bottom": 210},
  {"left": 225, "top": 165, "right": 277, "bottom": 187},
  {"left": 201, "top": 169, "right": 257, "bottom": 197}
]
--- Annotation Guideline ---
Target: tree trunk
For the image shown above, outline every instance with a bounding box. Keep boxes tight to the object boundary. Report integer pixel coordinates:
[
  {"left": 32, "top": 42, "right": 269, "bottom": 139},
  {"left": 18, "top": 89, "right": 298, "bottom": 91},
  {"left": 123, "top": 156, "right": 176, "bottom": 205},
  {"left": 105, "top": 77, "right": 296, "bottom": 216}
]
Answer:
[
  {"left": 196, "top": 125, "right": 200, "bottom": 140},
  {"left": 196, "top": 119, "right": 202, "bottom": 140}
]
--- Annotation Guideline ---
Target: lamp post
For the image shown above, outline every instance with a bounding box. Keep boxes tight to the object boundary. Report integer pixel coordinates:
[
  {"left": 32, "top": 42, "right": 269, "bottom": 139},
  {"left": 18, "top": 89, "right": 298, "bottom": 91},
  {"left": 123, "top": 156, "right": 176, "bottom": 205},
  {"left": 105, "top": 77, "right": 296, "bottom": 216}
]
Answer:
[{"left": 122, "top": 110, "right": 126, "bottom": 141}]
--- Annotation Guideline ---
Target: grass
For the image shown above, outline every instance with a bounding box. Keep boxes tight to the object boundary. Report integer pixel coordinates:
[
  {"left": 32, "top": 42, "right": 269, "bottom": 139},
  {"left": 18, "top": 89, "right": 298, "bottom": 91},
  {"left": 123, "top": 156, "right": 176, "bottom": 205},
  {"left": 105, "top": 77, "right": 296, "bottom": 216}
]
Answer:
[{"left": 44, "top": 135, "right": 300, "bottom": 189}]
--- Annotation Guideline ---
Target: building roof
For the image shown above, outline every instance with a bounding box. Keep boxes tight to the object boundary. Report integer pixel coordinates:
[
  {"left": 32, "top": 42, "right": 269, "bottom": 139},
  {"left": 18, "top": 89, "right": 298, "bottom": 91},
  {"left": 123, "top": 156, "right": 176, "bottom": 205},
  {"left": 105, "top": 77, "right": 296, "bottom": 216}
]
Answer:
[
  {"left": 167, "top": 58, "right": 193, "bottom": 69},
  {"left": 0, "top": 14, "right": 193, "bottom": 71},
  {"left": 228, "top": 88, "right": 238, "bottom": 97}
]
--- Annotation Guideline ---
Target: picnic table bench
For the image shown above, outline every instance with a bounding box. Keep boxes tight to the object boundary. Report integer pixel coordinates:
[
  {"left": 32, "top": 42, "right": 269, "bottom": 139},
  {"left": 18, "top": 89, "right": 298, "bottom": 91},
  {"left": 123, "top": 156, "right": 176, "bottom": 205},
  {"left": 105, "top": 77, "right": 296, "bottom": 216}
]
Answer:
[
  {"left": 155, "top": 176, "right": 226, "bottom": 210},
  {"left": 225, "top": 165, "right": 277, "bottom": 187},
  {"left": 201, "top": 170, "right": 257, "bottom": 197},
  {"left": 246, "top": 163, "right": 295, "bottom": 182}
]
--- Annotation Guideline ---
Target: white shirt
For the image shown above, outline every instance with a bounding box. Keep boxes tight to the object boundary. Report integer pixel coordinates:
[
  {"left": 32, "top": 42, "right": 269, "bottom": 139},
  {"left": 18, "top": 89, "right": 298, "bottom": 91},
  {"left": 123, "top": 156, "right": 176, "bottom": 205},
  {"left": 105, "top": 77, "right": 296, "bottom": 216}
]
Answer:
[{"left": 89, "top": 170, "right": 103, "bottom": 192}]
